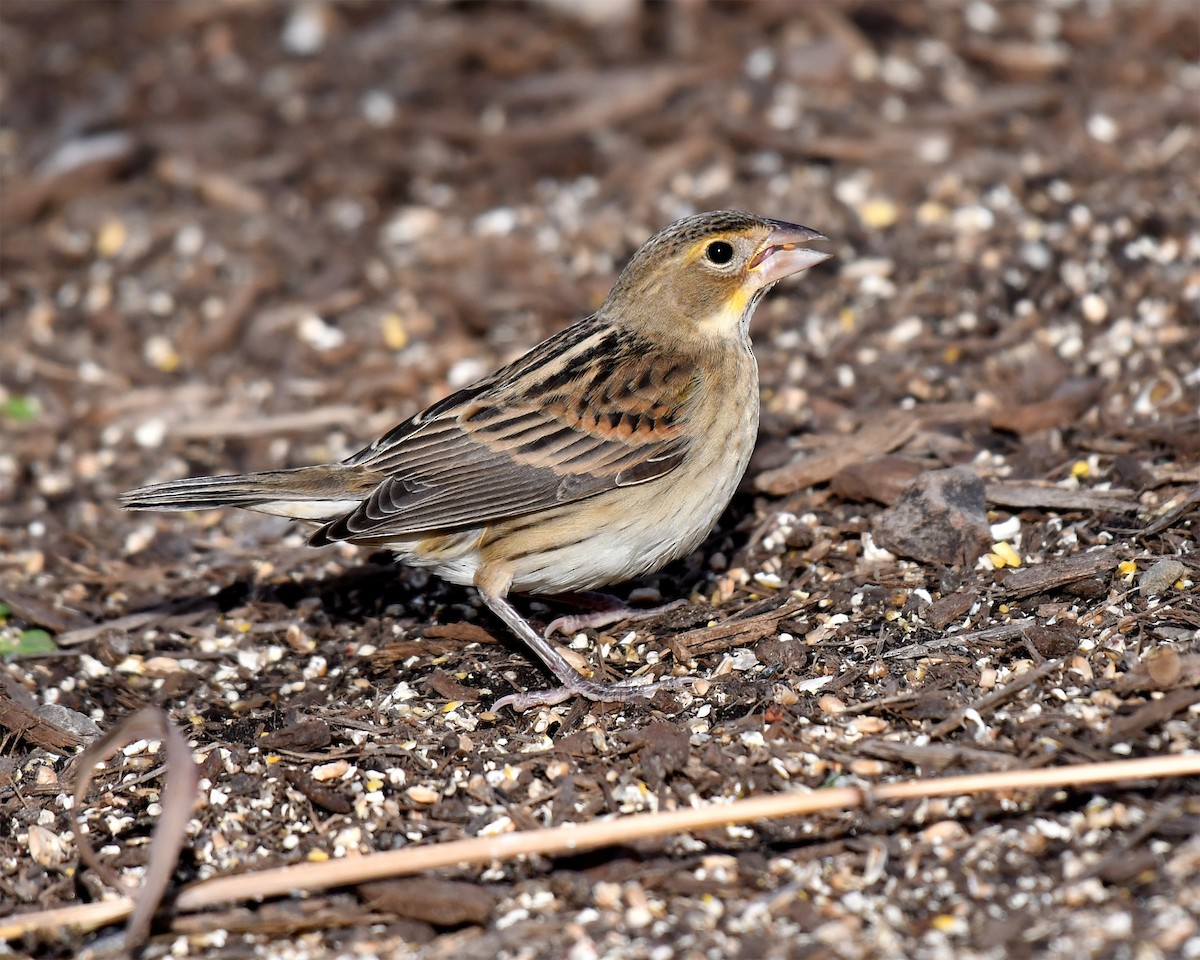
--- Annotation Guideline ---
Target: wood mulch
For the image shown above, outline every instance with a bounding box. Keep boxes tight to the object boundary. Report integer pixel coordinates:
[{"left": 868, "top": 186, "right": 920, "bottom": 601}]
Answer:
[{"left": 2, "top": 2, "right": 1197, "bottom": 958}]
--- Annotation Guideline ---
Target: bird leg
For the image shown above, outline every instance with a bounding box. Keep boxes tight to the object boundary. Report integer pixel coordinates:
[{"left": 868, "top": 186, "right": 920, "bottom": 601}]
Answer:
[
  {"left": 541, "top": 591, "right": 688, "bottom": 639},
  {"left": 482, "top": 593, "right": 695, "bottom": 712}
]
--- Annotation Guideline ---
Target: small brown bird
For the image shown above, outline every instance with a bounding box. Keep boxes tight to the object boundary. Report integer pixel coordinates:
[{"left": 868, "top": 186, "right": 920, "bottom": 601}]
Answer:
[{"left": 121, "top": 211, "right": 831, "bottom": 710}]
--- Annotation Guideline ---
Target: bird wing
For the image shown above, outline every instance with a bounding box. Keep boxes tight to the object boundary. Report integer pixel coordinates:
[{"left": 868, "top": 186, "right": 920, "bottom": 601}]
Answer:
[{"left": 312, "top": 320, "right": 697, "bottom": 543}]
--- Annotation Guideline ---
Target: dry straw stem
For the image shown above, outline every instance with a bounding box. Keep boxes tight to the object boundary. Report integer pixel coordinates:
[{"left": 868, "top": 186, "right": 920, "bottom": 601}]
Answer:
[{"left": 4, "top": 751, "right": 1199, "bottom": 943}]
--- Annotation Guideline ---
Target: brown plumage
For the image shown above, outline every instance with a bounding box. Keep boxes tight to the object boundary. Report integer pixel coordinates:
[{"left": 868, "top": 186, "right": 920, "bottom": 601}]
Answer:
[{"left": 121, "top": 210, "right": 831, "bottom": 710}]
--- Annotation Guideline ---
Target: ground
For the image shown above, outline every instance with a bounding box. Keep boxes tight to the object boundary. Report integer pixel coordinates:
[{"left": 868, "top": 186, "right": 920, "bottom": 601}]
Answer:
[{"left": 1, "top": 2, "right": 1198, "bottom": 958}]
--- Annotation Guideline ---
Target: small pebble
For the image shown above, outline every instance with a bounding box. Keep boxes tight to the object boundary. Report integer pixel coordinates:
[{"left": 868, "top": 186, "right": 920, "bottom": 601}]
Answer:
[
  {"left": 858, "top": 198, "right": 899, "bottom": 229},
  {"left": 134, "top": 419, "right": 167, "bottom": 449},
  {"left": 1081, "top": 292, "right": 1108, "bottom": 323},
  {"left": 297, "top": 313, "right": 345, "bottom": 351},
  {"left": 94, "top": 219, "right": 128, "bottom": 258},
  {"left": 1145, "top": 647, "right": 1181, "bottom": 688},
  {"left": 36, "top": 704, "right": 101, "bottom": 739},
  {"left": 27, "top": 825, "right": 71, "bottom": 868},
  {"left": 282, "top": 3, "right": 330, "bottom": 56},
  {"left": 312, "top": 760, "right": 351, "bottom": 781},
  {"left": 1087, "top": 113, "right": 1118, "bottom": 143},
  {"left": 1139, "top": 558, "right": 1187, "bottom": 596},
  {"left": 405, "top": 785, "right": 440, "bottom": 804}
]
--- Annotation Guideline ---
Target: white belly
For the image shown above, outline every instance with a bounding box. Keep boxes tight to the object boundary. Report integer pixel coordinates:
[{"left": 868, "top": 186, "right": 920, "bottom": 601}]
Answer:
[
  {"left": 504, "top": 408, "right": 756, "bottom": 595},
  {"left": 384, "top": 358, "right": 758, "bottom": 598}
]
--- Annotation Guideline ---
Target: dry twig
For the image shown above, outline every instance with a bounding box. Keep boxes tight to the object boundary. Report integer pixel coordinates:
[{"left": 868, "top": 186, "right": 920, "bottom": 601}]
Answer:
[{"left": 5, "top": 752, "right": 1197, "bottom": 946}]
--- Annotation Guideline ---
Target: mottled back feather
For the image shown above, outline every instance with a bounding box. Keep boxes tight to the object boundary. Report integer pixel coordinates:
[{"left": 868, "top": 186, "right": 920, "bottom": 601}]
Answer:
[{"left": 313, "top": 315, "right": 698, "bottom": 544}]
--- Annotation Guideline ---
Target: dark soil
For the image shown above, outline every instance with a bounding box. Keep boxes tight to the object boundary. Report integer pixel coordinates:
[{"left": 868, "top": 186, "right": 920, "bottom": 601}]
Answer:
[{"left": 1, "top": 2, "right": 1197, "bottom": 958}]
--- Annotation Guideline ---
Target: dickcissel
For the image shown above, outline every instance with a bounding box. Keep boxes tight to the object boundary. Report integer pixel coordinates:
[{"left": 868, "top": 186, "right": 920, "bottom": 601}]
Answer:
[{"left": 122, "top": 211, "right": 831, "bottom": 710}]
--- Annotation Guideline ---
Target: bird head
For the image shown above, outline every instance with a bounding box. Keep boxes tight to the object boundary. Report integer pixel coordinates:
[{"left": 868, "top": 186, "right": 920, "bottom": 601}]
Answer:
[{"left": 601, "top": 210, "right": 832, "bottom": 342}]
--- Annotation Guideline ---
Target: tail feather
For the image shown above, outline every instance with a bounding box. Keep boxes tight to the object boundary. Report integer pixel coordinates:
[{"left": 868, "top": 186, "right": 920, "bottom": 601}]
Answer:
[{"left": 119, "top": 465, "right": 375, "bottom": 520}]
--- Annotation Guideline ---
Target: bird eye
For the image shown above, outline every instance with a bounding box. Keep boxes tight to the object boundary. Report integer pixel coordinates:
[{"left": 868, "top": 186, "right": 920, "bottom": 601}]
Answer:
[{"left": 705, "top": 240, "right": 734, "bottom": 265}]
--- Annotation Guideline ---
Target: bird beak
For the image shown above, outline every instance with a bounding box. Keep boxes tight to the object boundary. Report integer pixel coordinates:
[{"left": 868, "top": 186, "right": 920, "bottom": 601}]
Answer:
[{"left": 748, "top": 221, "right": 832, "bottom": 287}]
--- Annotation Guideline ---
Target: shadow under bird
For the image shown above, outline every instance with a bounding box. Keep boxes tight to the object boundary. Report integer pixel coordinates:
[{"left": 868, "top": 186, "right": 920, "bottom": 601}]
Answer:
[{"left": 121, "top": 210, "right": 832, "bottom": 710}]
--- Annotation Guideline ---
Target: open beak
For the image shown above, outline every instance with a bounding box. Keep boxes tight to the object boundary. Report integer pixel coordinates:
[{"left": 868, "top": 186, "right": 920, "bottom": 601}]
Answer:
[{"left": 748, "top": 220, "right": 832, "bottom": 287}]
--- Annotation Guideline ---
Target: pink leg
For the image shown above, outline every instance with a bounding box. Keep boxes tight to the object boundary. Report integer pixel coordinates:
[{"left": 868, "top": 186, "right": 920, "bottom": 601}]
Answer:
[
  {"left": 482, "top": 593, "right": 697, "bottom": 712},
  {"left": 542, "top": 591, "right": 687, "bottom": 638}
]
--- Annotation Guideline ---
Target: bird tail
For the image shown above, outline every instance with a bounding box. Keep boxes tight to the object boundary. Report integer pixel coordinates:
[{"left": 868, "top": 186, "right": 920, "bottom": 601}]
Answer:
[{"left": 118, "top": 465, "right": 373, "bottom": 521}]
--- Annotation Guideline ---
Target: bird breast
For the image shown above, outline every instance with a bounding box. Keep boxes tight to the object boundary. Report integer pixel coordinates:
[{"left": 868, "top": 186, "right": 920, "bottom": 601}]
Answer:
[{"left": 480, "top": 349, "right": 760, "bottom": 595}]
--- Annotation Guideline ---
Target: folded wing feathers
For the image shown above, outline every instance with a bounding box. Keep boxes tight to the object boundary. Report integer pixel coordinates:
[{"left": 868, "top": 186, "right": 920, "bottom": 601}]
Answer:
[{"left": 125, "top": 319, "right": 698, "bottom": 544}]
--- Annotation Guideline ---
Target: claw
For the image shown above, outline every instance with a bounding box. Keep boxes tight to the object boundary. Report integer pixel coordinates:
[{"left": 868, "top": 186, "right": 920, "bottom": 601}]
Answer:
[
  {"left": 494, "top": 674, "right": 699, "bottom": 713},
  {"left": 543, "top": 598, "right": 687, "bottom": 639}
]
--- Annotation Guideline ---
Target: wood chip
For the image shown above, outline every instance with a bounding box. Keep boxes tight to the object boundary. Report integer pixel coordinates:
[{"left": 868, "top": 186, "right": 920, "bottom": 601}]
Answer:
[
  {"left": 358, "top": 878, "right": 495, "bottom": 926},
  {"left": 923, "top": 589, "right": 979, "bottom": 630},
  {"left": 0, "top": 676, "right": 89, "bottom": 753},
  {"left": 1103, "top": 688, "right": 1200, "bottom": 744},
  {"left": 985, "top": 482, "right": 1141, "bottom": 514},
  {"left": 755, "top": 413, "right": 919, "bottom": 495},
  {"left": 998, "top": 547, "right": 1123, "bottom": 599}
]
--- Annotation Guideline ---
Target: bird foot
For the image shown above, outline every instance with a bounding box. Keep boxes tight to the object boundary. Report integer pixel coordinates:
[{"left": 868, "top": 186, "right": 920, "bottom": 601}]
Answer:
[
  {"left": 480, "top": 592, "right": 702, "bottom": 714},
  {"left": 494, "top": 673, "right": 699, "bottom": 713},
  {"left": 543, "top": 597, "right": 687, "bottom": 639}
]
